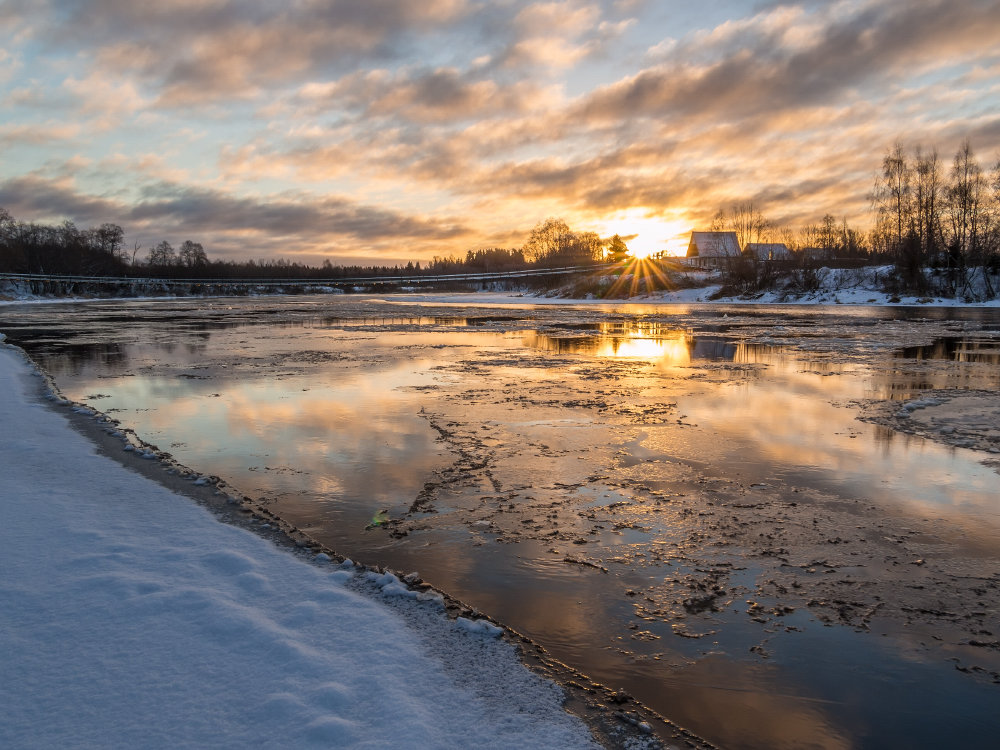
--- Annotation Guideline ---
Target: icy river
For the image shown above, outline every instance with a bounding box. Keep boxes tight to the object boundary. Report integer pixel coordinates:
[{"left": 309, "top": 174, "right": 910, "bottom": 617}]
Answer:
[{"left": 3, "top": 294, "right": 999, "bottom": 750}]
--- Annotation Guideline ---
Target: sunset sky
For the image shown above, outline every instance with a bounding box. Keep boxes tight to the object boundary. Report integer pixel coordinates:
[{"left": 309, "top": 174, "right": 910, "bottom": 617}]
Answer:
[{"left": 1, "top": 0, "right": 998, "bottom": 265}]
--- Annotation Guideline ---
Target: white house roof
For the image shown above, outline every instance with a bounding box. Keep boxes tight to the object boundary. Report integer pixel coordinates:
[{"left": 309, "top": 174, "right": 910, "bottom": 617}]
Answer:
[
  {"left": 744, "top": 242, "right": 792, "bottom": 260},
  {"left": 687, "top": 232, "right": 741, "bottom": 258}
]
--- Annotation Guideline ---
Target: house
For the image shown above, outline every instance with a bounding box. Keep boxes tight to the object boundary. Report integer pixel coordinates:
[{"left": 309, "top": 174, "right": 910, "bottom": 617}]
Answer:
[
  {"left": 686, "top": 232, "right": 742, "bottom": 268},
  {"left": 800, "top": 246, "right": 833, "bottom": 263},
  {"left": 744, "top": 242, "right": 792, "bottom": 261}
]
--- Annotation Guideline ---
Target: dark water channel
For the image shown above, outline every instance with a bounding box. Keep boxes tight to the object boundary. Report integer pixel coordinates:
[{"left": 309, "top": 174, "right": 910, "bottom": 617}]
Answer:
[{"left": 3, "top": 295, "right": 1000, "bottom": 750}]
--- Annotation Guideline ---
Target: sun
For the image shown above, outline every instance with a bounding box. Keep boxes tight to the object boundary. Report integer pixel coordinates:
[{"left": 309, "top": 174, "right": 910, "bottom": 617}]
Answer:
[
  {"left": 594, "top": 210, "right": 691, "bottom": 260},
  {"left": 630, "top": 242, "right": 656, "bottom": 260}
]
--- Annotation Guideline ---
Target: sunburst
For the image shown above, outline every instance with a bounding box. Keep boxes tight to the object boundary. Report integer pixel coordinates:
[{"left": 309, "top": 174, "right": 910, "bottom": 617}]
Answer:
[
  {"left": 603, "top": 255, "right": 679, "bottom": 297},
  {"left": 595, "top": 211, "right": 690, "bottom": 260}
]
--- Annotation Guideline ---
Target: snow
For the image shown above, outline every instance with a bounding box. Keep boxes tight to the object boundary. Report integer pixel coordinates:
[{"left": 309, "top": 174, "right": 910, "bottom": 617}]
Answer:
[
  {"left": 3, "top": 263, "right": 999, "bottom": 308},
  {"left": 456, "top": 617, "right": 505, "bottom": 638},
  {"left": 380, "top": 265, "right": 1000, "bottom": 307},
  {"left": 0, "top": 344, "right": 599, "bottom": 749}
]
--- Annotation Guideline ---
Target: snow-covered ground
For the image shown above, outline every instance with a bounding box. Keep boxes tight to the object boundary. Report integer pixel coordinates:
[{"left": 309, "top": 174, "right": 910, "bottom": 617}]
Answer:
[
  {"left": 0, "top": 343, "right": 600, "bottom": 749},
  {"left": 369, "top": 266, "right": 1000, "bottom": 308},
  {"left": 4, "top": 264, "right": 999, "bottom": 308},
  {"left": 583, "top": 265, "right": 1000, "bottom": 306}
]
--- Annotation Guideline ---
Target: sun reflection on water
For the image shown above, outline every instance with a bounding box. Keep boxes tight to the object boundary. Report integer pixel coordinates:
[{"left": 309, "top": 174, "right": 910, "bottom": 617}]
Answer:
[
  {"left": 593, "top": 334, "right": 692, "bottom": 362},
  {"left": 525, "top": 321, "right": 771, "bottom": 366}
]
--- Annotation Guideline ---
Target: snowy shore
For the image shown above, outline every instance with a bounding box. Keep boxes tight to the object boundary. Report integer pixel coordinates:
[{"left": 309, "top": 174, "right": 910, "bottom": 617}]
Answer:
[
  {"left": 0, "top": 343, "right": 602, "bottom": 749},
  {"left": 3, "top": 264, "right": 999, "bottom": 308}
]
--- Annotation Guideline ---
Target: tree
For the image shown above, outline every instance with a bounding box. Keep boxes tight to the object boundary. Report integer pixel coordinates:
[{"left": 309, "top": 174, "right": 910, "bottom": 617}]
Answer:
[
  {"left": 521, "top": 219, "right": 601, "bottom": 265},
  {"left": 522, "top": 218, "right": 573, "bottom": 263},
  {"left": 946, "top": 139, "right": 987, "bottom": 261},
  {"left": 178, "top": 240, "right": 207, "bottom": 268},
  {"left": 93, "top": 223, "right": 126, "bottom": 260},
  {"left": 606, "top": 234, "right": 629, "bottom": 262},
  {"left": 572, "top": 231, "right": 603, "bottom": 263},
  {"left": 838, "top": 218, "right": 865, "bottom": 257},
  {"left": 913, "top": 146, "right": 944, "bottom": 257},
  {"left": 819, "top": 214, "right": 838, "bottom": 254},
  {"left": 871, "top": 141, "right": 913, "bottom": 255},
  {"left": 462, "top": 247, "right": 527, "bottom": 271},
  {"left": 147, "top": 240, "right": 176, "bottom": 266},
  {"left": 712, "top": 202, "right": 770, "bottom": 247},
  {"left": 772, "top": 225, "right": 799, "bottom": 252}
]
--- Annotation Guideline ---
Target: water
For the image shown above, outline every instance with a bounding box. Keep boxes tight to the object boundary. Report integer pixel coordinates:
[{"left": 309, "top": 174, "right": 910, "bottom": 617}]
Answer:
[{"left": 3, "top": 295, "right": 999, "bottom": 749}]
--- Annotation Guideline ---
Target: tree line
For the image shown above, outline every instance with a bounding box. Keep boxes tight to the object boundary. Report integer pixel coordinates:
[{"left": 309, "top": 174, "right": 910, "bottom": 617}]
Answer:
[
  {"left": 705, "top": 139, "right": 999, "bottom": 298},
  {"left": 0, "top": 210, "right": 608, "bottom": 280},
  {"left": 870, "top": 139, "right": 1000, "bottom": 296},
  {"left": 0, "top": 209, "right": 133, "bottom": 276}
]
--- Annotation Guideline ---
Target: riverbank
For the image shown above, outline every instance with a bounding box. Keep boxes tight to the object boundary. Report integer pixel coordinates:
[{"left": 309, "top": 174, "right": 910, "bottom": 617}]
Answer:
[
  {"left": 4, "top": 263, "right": 999, "bottom": 307},
  {"left": 0, "top": 343, "right": 613, "bottom": 750}
]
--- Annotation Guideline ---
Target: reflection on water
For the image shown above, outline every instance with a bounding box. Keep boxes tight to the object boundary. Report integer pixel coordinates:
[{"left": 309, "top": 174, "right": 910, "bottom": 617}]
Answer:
[
  {"left": 309, "top": 314, "right": 530, "bottom": 328},
  {"left": 898, "top": 336, "right": 1000, "bottom": 365},
  {"left": 3, "top": 297, "right": 1000, "bottom": 750},
  {"left": 525, "top": 321, "right": 783, "bottom": 364}
]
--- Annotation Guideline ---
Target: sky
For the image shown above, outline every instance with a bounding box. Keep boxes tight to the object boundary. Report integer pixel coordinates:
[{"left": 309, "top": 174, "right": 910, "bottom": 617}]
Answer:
[{"left": 1, "top": 0, "right": 999, "bottom": 266}]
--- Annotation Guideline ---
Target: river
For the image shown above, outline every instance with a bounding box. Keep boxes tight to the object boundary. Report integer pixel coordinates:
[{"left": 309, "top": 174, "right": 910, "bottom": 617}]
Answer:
[{"left": 3, "top": 294, "right": 999, "bottom": 749}]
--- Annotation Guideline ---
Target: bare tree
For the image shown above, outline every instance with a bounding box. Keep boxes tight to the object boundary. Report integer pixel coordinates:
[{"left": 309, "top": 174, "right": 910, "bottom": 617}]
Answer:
[
  {"left": 913, "top": 146, "right": 945, "bottom": 257},
  {"left": 946, "top": 140, "right": 983, "bottom": 259},
  {"left": 147, "top": 240, "right": 176, "bottom": 266},
  {"left": 522, "top": 218, "right": 573, "bottom": 263},
  {"left": 714, "top": 202, "right": 769, "bottom": 248},
  {"left": 732, "top": 202, "right": 770, "bottom": 247},
  {"left": 871, "top": 141, "right": 913, "bottom": 254},
  {"left": 178, "top": 240, "right": 208, "bottom": 268},
  {"left": 94, "top": 223, "right": 126, "bottom": 261},
  {"left": 521, "top": 219, "right": 600, "bottom": 264},
  {"left": 772, "top": 225, "right": 799, "bottom": 252},
  {"left": 945, "top": 141, "right": 998, "bottom": 297},
  {"left": 819, "top": 214, "right": 838, "bottom": 254}
]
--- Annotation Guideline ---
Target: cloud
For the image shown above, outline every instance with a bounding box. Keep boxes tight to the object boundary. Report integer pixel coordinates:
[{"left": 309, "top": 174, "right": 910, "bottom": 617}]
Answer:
[
  {"left": 289, "top": 66, "right": 551, "bottom": 125},
  {"left": 130, "top": 183, "right": 467, "bottom": 241},
  {"left": 18, "top": 0, "right": 478, "bottom": 106},
  {"left": 497, "top": 0, "right": 631, "bottom": 69},
  {"left": 0, "top": 175, "right": 472, "bottom": 262},
  {"left": 0, "top": 175, "right": 121, "bottom": 224},
  {"left": 578, "top": 0, "right": 1000, "bottom": 125},
  {"left": 0, "top": 123, "right": 82, "bottom": 149}
]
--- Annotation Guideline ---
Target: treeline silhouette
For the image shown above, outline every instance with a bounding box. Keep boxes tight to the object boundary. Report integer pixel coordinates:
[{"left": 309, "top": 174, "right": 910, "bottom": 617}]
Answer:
[
  {"left": 869, "top": 139, "right": 1000, "bottom": 297},
  {"left": 0, "top": 209, "right": 602, "bottom": 280}
]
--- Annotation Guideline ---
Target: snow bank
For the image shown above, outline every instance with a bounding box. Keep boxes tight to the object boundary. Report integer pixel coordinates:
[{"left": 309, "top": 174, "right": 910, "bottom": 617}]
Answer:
[
  {"left": 0, "top": 345, "right": 598, "bottom": 749},
  {"left": 456, "top": 617, "right": 505, "bottom": 638}
]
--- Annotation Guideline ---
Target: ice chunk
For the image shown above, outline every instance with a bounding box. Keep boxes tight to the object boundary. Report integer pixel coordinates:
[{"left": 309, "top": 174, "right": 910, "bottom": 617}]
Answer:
[
  {"left": 381, "top": 581, "right": 418, "bottom": 598},
  {"left": 456, "top": 617, "right": 504, "bottom": 638},
  {"left": 366, "top": 571, "right": 401, "bottom": 588}
]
